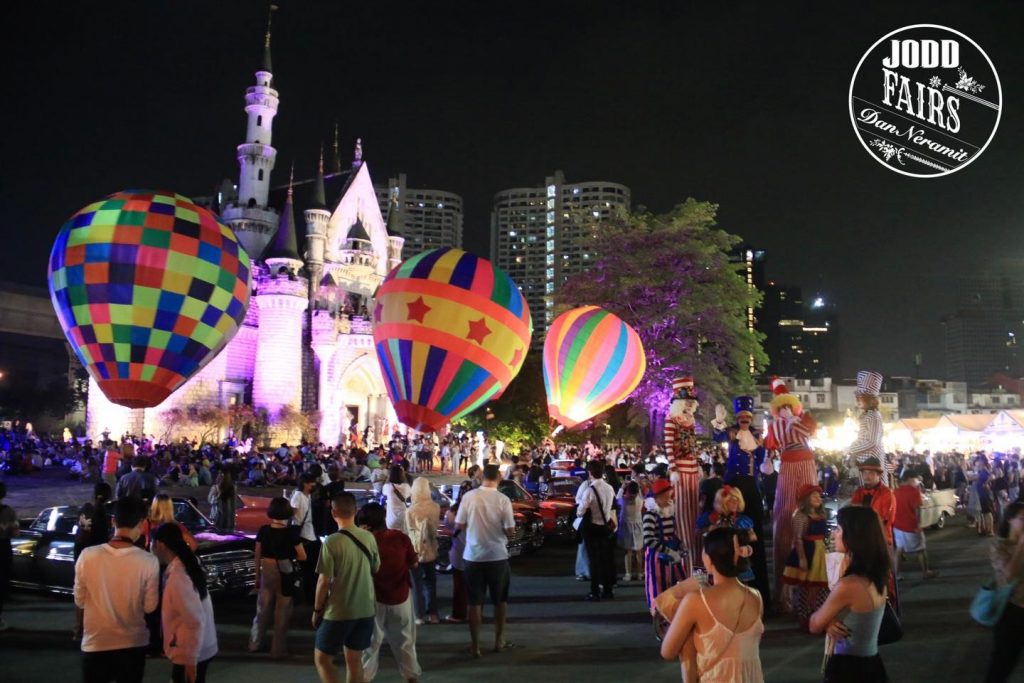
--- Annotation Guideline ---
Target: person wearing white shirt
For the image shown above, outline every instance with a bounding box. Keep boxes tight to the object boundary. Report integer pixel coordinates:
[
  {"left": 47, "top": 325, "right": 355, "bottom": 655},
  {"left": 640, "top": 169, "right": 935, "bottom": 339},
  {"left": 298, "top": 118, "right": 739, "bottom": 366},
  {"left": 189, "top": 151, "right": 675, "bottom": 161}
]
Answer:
[
  {"left": 152, "top": 523, "right": 218, "bottom": 683},
  {"left": 454, "top": 464, "right": 515, "bottom": 658},
  {"left": 382, "top": 465, "right": 413, "bottom": 533},
  {"left": 74, "top": 496, "right": 160, "bottom": 683},
  {"left": 290, "top": 474, "right": 319, "bottom": 603},
  {"left": 577, "top": 461, "right": 618, "bottom": 601}
]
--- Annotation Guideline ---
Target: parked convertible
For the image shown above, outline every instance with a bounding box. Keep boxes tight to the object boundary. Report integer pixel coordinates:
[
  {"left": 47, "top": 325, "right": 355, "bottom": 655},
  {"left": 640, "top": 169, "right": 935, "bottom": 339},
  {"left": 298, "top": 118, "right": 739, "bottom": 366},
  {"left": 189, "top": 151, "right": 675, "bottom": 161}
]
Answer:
[{"left": 11, "top": 498, "right": 256, "bottom": 595}]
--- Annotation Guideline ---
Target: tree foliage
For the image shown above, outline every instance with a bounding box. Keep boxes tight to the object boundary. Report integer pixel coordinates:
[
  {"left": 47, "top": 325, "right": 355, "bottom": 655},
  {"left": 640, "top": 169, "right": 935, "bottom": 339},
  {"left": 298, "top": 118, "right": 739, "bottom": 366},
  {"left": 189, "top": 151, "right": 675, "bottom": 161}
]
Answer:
[
  {"left": 454, "top": 353, "right": 549, "bottom": 452},
  {"left": 558, "top": 199, "right": 767, "bottom": 424}
]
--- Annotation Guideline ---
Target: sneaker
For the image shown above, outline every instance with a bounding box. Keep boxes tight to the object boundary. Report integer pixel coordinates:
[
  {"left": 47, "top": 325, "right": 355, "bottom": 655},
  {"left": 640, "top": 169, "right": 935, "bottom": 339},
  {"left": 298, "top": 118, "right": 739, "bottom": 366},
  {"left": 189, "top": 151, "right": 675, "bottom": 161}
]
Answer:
[
  {"left": 575, "top": 575, "right": 590, "bottom": 582},
  {"left": 924, "top": 570, "right": 940, "bottom": 580},
  {"left": 622, "top": 573, "right": 632, "bottom": 582}
]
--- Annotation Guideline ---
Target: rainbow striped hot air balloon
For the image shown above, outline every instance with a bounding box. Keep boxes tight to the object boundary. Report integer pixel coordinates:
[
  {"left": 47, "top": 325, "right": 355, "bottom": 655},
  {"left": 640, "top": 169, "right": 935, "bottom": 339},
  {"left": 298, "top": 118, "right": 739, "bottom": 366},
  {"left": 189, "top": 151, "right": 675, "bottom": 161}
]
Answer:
[
  {"left": 543, "top": 305, "right": 646, "bottom": 428},
  {"left": 373, "top": 248, "right": 532, "bottom": 432},
  {"left": 48, "top": 190, "right": 252, "bottom": 408}
]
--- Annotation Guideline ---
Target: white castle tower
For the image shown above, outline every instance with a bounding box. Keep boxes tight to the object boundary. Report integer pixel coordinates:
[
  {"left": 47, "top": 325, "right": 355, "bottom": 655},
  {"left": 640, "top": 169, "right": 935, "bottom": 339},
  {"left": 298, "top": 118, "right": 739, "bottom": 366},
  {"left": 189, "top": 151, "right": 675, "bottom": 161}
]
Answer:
[
  {"left": 253, "top": 168, "right": 308, "bottom": 421},
  {"left": 220, "top": 12, "right": 280, "bottom": 261}
]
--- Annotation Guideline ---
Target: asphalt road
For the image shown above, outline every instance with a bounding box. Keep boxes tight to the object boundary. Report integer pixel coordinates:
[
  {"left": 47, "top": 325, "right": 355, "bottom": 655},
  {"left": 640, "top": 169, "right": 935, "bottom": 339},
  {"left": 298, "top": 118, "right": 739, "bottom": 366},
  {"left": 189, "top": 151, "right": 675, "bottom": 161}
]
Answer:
[{"left": 0, "top": 472, "right": 1007, "bottom": 682}]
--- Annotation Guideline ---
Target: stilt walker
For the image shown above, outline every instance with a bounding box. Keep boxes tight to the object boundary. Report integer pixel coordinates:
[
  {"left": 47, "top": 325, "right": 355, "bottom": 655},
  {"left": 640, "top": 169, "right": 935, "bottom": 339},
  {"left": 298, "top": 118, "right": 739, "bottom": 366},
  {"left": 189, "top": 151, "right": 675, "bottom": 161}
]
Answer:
[
  {"left": 664, "top": 377, "right": 701, "bottom": 577},
  {"left": 847, "top": 370, "right": 892, "bottom": 486},
  {"left": 764, "top": 377, "right": 819, "bottom": 602}
]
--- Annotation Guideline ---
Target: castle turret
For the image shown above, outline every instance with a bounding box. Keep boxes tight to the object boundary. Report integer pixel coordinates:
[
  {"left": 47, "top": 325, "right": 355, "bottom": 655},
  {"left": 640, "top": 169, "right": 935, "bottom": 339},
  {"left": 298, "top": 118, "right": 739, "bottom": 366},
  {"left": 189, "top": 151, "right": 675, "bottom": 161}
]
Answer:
[
  {"left": 304, "top": 150, "right": 330, "bottom": 298},
  {"left": 253, "top": 166, "right": 308, "bottom": 422},
  {"left": 221, "top": 9, "right": 280, "bottom": 261}
]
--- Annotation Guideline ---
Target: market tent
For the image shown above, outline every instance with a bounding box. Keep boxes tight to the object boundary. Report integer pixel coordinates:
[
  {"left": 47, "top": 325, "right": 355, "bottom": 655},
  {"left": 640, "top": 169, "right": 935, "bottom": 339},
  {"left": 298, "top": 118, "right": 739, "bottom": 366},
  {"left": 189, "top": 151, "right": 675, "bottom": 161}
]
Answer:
[
  {"left": 889, "top": 418, "right": 940, "bottom": 434},
  {"left": 939, "top": 414, "right": 996, "bottom": 432},
  {"left": 982, "top": 410, "right": 1024, "bottom": 451}
]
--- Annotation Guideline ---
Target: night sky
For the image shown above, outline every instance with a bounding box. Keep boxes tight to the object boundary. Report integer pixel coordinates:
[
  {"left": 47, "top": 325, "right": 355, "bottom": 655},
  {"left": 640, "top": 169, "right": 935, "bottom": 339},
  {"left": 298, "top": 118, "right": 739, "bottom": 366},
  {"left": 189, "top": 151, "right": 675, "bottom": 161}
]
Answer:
[{"left": 4, "top": 1, "right": 1023, "bottom": 380}]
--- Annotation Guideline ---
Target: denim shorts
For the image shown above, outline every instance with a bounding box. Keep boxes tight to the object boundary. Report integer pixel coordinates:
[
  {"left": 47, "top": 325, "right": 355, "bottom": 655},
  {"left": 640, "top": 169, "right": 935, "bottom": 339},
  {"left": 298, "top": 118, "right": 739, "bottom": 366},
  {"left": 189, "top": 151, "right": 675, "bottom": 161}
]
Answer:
[{"left": 314, "top": 616, "right": 375, "bottom": 654}]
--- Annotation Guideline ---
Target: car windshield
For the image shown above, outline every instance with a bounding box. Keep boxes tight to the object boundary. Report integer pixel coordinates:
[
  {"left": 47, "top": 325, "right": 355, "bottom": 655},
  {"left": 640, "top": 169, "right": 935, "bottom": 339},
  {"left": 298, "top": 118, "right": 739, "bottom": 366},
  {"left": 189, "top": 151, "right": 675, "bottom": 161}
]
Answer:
[
  {"left": 551, "top": 480, "right": 580, "bottom": 496},
  {"left": 499, "top": 481, "right": 527, "bottom": 502},
  {"left": 173, "top": 500, "right": 212, "bottom": 532},
  {"left": 30, "top": 507, "right": 78, "bottom": 534}
]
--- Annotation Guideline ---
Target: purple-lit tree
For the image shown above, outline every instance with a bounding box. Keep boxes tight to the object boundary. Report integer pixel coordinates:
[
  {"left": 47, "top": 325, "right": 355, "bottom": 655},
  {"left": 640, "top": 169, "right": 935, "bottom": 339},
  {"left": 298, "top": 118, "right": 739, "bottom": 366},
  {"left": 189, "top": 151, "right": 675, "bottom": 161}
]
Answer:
[{"left": 558, "top": 199, "right": 767, "bottom": 444}]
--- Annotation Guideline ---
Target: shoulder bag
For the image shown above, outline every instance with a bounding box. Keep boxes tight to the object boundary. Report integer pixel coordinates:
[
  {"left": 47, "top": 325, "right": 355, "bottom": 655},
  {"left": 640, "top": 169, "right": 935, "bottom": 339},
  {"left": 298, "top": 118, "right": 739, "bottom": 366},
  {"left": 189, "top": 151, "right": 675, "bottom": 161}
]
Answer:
[
  {"left": 971, "top": 577, "right": 1018, "bottom": 627},
  {"left": 338, "top": 529, "right": 376, "bottom": 572}
]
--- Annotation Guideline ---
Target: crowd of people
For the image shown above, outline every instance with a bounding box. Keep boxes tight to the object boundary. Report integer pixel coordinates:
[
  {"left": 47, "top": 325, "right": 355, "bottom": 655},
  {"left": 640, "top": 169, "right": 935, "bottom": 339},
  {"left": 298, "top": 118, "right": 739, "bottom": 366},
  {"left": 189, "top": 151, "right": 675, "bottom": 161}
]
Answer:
[{"left": 0, "top": 394, "right": 1024, "bottom": 682}]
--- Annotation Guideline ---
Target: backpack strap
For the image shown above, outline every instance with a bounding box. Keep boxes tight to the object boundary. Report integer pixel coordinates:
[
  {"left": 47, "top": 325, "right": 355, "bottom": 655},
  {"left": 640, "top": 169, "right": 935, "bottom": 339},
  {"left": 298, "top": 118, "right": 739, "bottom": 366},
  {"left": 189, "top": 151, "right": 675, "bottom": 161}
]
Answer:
[{"left": 338, "top": 529, "right": 374, "bottom": 568}]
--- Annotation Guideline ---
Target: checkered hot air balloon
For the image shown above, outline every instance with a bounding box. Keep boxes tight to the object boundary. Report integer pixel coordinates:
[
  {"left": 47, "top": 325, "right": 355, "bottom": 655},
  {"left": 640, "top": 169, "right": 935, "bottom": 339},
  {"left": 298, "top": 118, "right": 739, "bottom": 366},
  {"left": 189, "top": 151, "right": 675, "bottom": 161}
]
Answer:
[
  {"left": 543, "top": 305, "right": 646, "bottom": 428},
  {"left": 373, "top": 248, "right": 532, "bottom": 432},
  {"left": 48, "top": 190, "right": 252, "bottom": 409}
]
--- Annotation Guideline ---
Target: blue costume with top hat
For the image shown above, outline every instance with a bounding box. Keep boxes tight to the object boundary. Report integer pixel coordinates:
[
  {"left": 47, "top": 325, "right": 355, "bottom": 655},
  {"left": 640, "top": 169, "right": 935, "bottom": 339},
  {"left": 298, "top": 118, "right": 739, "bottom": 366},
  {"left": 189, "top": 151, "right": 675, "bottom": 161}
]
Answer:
[
  {"left": 725, "top": 396, "right": 766, "bottom": 482},
  {"left": 723, "top": 395, "right": 773, "bottom": 605}
]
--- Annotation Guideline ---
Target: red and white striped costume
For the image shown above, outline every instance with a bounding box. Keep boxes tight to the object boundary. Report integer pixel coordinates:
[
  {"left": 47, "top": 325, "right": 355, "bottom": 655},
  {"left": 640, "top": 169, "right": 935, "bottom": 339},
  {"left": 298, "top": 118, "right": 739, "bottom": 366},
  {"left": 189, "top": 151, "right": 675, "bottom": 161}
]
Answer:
[
  {"left": 664, "top": 377, "right": 701, "bottom": 577},
  {"left": 764, "top": 390, "right": 818, "bottom": 601}
]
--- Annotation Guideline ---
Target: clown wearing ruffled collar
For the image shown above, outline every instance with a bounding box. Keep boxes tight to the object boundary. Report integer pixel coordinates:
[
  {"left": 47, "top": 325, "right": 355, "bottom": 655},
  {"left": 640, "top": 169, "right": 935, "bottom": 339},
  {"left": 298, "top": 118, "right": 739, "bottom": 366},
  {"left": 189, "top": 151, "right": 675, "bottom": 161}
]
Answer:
[{"left": 663, "top": 377, "right": 702, "bottom": 577}]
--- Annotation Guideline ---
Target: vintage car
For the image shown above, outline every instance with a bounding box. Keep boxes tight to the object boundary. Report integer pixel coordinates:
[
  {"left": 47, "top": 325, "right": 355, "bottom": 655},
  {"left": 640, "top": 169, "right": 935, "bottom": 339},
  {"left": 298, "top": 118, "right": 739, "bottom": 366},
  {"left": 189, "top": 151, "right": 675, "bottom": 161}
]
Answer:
[
  {"left": 919, "top": 488, "right": 958, "bottom": 529},
  {"left": 496, "top": 480, "right": 553, "bottom": 546},
  {"left": 234, "top": 489, "right": 378, "bottom": 537},
  {"left": 522, "top": 478, "right": 578, "bottom": 537},
  {"left": 434, "top": 482, "right": 544, "bottom": 570},
  {"left": 11, "top": 498, "right": 256, "bottom": 595},
  {"left": 823, "top": 487, "right": 958, "bottom": 530}
]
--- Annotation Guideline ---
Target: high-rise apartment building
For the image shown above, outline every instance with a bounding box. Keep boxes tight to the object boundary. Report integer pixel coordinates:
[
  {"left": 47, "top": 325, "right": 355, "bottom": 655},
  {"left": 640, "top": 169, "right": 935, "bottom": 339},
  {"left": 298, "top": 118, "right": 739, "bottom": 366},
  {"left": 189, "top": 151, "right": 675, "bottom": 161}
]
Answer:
[
  {"left": 491, "top": 170, "right": 630, "bottom": 341},
  {"left": 375, "top": 174, "right": 464, "bottom": 252},
  {"left": 942, "top": 277, "right": 1024, "bottom": 386},
  {"left": 760, "top": 283, "right": 839, "bottom": 379}
]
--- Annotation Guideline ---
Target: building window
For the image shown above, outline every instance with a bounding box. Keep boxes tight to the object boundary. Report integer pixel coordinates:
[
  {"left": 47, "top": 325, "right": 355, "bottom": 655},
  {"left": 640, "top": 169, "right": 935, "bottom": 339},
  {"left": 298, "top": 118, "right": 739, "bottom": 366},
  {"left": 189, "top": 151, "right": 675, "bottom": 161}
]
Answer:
[
  {"left": 257, "top": 115, "right": 262, "bottom": 126},
  {"left": 816, "top": 394, "right": 825, "bottom": 403},
  {"left": 258, "top": 169, "right": 264, "bottom": 181}
]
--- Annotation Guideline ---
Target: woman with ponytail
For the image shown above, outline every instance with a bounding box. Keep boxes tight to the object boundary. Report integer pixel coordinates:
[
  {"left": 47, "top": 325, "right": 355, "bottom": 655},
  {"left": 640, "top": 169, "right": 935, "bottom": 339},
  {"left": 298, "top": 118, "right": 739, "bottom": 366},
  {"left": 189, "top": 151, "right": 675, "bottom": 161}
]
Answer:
[{"left": 152, "top": 523, "right": 218, "bottom": 683}]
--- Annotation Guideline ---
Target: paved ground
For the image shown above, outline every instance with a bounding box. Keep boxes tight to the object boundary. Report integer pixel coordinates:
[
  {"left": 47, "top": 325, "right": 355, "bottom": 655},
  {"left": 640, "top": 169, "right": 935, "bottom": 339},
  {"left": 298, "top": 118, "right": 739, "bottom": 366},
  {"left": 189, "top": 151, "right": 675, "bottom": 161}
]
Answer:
[{"left": 0, "top": 471, "right": 1003, "bottom": 681}]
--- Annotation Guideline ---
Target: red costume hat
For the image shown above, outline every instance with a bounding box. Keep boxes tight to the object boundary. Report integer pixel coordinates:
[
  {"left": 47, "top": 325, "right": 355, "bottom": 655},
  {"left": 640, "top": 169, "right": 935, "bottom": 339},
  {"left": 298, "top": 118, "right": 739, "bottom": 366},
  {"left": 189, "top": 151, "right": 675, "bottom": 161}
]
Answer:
[
  {"left": 796, "top": 483, "right": 823, "bottom": 501},
  {"left": 651, "top": 479, "right": 673, "bottom": 497},
  {"left": 769, "top": 376, "right": 802, "bottom": 415}
]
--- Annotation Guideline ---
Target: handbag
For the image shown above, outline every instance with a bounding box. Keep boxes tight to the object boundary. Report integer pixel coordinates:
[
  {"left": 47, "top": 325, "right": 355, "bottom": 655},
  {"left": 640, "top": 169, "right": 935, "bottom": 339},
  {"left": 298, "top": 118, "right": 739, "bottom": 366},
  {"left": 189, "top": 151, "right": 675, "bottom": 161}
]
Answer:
[
  {"left": 277, "top": 558, "right": 302, "bottom": 598},
  {"left": 876, "top": 600, "right": 903, "bottom": 645},
  {"left": 970, "top": 579, "right": 1017, "bottom": 627}
]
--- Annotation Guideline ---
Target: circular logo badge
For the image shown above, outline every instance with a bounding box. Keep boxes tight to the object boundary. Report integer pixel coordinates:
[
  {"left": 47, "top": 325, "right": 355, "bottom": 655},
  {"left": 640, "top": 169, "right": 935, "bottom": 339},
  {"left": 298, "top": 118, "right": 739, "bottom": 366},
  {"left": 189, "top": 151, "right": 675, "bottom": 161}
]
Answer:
[{"left": 850, "top": 24, "right": 1001, "bottom": 177}]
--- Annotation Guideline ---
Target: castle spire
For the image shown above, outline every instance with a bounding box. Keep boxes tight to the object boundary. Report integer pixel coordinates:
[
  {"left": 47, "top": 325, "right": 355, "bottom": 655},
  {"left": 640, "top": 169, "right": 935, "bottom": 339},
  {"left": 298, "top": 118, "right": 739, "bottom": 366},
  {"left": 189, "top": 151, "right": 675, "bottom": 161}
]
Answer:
[
  {"left": 331, "top": 122, "right": 342, "bottom": 174},
  {"left": 266, "top": 160, "right": 300, "bottom": 262},
  {"left": 385, "top": 194, "right": 403, "bottom": 237},
  {"left": 310, "top": 144, "right": 327, "bottom": 209},
  {"left": 352, "top": 137, "right": 363, "bottom": 168},
  {"left": 261, "top": 4, "right": 277, "bottom": 73}
]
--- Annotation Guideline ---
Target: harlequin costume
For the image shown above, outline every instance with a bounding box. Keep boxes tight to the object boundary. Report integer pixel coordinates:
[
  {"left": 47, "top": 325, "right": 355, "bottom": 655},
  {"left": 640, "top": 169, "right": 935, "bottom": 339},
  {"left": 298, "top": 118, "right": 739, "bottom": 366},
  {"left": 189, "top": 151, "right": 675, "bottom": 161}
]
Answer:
[
  {"left": 847, "top": 370, "right": 890, "bottom": 486},
  {"left": 764, "top": 376, "right": 819, "bottom": 599},
  {"left": 724, "top": 396, "right": 772, "bottom": 605},
  {"left": 851, "top": 455, "right": 901, "bottom": 616},
  {"left": 664, "top": 377, "right": 701, "bottom": 577},
  {"left": 782, "top": 484, "right": 830, "bottom": 630},
  {"left": 642, "top": 479, "right": 685, "bottom": 613}
]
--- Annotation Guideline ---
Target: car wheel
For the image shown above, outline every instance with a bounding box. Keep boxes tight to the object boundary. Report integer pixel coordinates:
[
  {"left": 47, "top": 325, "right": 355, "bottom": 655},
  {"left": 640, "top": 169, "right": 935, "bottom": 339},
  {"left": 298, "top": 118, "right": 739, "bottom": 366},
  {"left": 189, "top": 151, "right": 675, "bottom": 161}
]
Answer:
[{"left": 935, "top": 512, "right": 947, "bottom": 529}]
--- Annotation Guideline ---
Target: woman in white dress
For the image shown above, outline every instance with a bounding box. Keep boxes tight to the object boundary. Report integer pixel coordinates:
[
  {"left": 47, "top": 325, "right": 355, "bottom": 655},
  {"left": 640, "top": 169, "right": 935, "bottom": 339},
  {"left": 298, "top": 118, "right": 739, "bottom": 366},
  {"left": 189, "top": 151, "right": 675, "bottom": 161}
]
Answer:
[
  {"left": 661, "top": 527, "right": 764, "bottom": 683},
  {"left": 617, "top": 480, "right": 645, "bottom": 581},
  {"left": 382, "top": 465, "right": 412, "bottom": 533}
]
